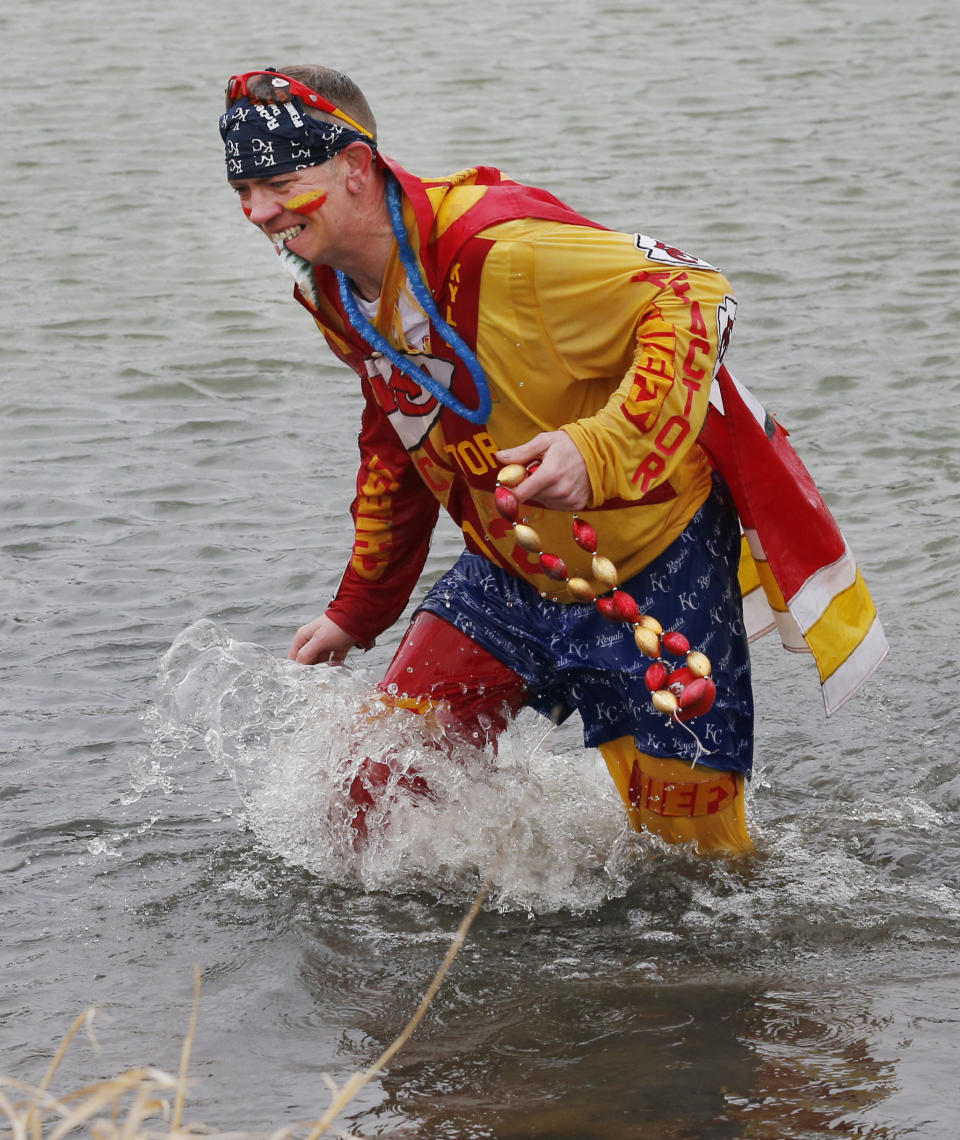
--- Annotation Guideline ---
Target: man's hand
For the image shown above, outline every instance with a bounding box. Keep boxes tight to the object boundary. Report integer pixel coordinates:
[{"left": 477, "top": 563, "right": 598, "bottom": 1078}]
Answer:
[
  {"left": 496, "top": 430, "right": 591, "bottom": 511},
  {"left": 288, "top": 614, "right": 366, "bottom": 665}
]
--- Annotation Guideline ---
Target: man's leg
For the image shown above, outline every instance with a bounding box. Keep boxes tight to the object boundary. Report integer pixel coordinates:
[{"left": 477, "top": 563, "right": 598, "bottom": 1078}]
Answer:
[
  {"left": 599, "top": 735, "right": 753, "bottom": 855},
  {"left": 349, "top": 611, "right": 527, "bottom": 837}
]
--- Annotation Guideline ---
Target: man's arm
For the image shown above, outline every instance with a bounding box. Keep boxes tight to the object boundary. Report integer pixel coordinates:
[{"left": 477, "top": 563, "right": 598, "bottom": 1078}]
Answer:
[
  {"left": 494, "top": 228, "right": 735, "bottom": 509},
  {"left": 563, "top": 266, "right": 732, "bottom": 506},
  {"left": 291, "top": 375, "right": 440, "bottom": 664}
]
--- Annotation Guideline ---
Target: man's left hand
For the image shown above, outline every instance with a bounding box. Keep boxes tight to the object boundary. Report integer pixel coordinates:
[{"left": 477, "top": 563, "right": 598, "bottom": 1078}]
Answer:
[{"left": 495, "top": 430, "right": 591, "bottom": 511}]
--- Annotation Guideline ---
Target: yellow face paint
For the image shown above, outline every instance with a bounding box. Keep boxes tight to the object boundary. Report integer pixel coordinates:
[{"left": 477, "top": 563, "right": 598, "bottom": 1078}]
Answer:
[{"left": 284, "top": 189, "right": 328, "bottom": 215}]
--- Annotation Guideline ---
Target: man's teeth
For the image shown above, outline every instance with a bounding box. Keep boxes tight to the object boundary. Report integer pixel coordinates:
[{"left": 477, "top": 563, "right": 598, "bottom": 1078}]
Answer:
[{"left": 273, "top": 224, "right": 305, "bottom": 244}]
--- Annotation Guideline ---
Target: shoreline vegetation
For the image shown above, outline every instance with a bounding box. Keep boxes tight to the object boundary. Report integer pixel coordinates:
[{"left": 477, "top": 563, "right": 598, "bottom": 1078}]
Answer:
[{"left": 2, "top": 883, "right": 490, "bottom": 1140}]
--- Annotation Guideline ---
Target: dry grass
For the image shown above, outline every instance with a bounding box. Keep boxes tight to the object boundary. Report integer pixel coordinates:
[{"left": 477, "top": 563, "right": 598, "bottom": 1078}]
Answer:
[{"left": 1, "top": 881, "right": 491, "bottom": 1140}]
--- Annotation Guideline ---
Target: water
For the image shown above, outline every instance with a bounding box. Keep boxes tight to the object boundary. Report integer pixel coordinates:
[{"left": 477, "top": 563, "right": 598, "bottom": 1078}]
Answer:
[{"left": 3, "top": 0, "right": 960, "bottom": 1135}]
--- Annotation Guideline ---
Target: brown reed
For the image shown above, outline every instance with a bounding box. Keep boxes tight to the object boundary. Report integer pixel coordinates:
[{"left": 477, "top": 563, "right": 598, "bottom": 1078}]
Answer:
[{"left": 1, "top": 877, "right": 492, "bottom": 1140}]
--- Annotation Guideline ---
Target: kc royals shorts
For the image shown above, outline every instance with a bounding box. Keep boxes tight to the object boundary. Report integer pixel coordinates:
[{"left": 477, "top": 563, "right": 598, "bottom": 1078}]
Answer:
[{"left": 416, "top": 476, "right": 754, "bottom": 774}]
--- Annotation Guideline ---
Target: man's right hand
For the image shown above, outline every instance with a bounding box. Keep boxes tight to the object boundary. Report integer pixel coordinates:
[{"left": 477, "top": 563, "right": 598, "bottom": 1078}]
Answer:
[{"left": 288, "top": 614, "right": 362, "bottom": 665}]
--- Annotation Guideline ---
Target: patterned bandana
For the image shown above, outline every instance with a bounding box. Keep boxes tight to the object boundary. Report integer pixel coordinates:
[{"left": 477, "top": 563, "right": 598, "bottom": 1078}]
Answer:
[{"left": 219, "top": 96, "right": 375, "bottom": 179}]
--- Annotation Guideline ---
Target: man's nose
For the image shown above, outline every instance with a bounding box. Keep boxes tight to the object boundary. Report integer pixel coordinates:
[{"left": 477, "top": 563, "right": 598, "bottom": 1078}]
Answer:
[{"left": 246, "top": 187, "right": 283, "bottom": 226}]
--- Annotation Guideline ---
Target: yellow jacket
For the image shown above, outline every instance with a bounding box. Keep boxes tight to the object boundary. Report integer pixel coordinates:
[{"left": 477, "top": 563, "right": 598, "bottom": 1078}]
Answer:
[{"left": 298, "top": 162, "right": 737, "bottom": 642}]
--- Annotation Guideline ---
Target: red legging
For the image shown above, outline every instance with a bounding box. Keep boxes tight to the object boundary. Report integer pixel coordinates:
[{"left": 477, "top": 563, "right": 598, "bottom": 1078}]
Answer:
[{"left": 348, "top": 611, "right": 527, "bottom": 835}]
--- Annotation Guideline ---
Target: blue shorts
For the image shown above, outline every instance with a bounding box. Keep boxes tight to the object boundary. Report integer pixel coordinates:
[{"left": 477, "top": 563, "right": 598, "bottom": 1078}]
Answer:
[{"left": 417, "top": 478, "right": 754, "bottom": 774}]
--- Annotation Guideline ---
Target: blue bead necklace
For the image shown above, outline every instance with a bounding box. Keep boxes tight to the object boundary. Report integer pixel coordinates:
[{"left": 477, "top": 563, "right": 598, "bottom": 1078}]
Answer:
[{"left": 336, "top": 175, "right": 492, "bottom": 425}]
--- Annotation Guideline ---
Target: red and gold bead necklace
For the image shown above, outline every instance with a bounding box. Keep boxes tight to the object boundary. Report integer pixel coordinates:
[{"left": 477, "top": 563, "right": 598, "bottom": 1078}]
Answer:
[{"left": 495, "top": 463, "right": 718, "bottom": 729}]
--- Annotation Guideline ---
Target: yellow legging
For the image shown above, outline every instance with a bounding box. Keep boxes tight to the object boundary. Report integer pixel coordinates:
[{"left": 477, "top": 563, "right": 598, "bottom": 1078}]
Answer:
[{"left": 599, "top": 735, "right": 753, "bottom": 854}]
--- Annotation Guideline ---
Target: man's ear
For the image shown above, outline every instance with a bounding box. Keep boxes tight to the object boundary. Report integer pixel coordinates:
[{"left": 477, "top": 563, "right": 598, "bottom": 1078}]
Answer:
[{"left": 340, "top": 142, "right": 377, "bottom": 194}]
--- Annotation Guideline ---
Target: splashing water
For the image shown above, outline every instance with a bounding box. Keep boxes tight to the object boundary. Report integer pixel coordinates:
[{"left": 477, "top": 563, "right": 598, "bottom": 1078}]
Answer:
[
  {"left": 150, "top": 620, "right": 640, "bottom": 914},
  {"left": 144, "top": 623, "right": 960, "bottom": 957}
]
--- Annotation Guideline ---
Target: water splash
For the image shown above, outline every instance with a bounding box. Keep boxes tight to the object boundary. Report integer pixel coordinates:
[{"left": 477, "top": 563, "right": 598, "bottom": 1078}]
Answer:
[
  {"left": 144, "top": 622, "right": 960, "bottom": 949},
  {"left": 151, "top": 620, "right": 635, "bottom": 914}
]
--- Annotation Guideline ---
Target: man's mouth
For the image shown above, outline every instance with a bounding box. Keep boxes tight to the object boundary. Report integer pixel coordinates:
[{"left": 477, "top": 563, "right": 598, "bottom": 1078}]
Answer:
[{"left": 271, "top": 223, "right": 306, "bottom": 248}]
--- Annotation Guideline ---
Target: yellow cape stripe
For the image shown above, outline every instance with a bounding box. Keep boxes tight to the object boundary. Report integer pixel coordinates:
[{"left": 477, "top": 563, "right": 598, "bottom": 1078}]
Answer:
[{"left": 802, "top": 569, "right": 878, "bottom": 682}]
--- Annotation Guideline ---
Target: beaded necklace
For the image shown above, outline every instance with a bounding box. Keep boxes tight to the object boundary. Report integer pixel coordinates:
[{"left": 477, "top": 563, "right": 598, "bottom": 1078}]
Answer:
[{"left": 495, "top": 463, "right": 718, "bottom": 740}]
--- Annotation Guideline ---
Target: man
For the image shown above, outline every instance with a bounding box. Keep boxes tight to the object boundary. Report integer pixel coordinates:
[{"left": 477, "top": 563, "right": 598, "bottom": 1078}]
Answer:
[{"left": 220, "top": 66, "right": 885, "bottom": 854}]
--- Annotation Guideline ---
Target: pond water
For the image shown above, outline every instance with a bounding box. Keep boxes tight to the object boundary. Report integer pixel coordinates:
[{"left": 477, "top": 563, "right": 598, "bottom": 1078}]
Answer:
[{"left": 3, "top": 0, "right": 960, "bottom": 1135}]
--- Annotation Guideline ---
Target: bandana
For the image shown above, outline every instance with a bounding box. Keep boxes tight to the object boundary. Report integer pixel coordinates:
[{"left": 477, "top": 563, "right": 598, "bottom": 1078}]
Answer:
[{"left": 220, "top": 96, "right": 375, "bottom": 179}]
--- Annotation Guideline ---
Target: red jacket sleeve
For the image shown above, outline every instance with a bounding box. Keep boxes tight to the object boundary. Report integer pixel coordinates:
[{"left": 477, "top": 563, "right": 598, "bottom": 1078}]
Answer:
[{"left": 324, "top": 376, "right": 440, "bottom": 645}]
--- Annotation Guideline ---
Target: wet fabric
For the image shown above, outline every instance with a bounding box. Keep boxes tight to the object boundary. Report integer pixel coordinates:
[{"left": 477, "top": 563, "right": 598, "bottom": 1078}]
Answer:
[
  {"left": 599, "top": 737, "right": 753, "bottom": 853},
  {"left": 700, "top": 364, "right": 888, "bottom": 714},
  {"left": 417, "top": 476, "right": 754, "bottom": 773},
  {"left": 379, "top": 610, "right": 527, "bottom": 749}
]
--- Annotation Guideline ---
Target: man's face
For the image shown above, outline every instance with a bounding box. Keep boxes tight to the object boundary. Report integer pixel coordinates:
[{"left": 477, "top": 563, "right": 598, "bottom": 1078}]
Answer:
[{"left": 229, "top": 164, "right": 337, "bottom": 266}]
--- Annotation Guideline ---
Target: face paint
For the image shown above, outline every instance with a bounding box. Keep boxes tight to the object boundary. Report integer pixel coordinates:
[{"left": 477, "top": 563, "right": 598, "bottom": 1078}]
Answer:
[{"left": 284, "top": 189, "right": 328, "bottom": 215}]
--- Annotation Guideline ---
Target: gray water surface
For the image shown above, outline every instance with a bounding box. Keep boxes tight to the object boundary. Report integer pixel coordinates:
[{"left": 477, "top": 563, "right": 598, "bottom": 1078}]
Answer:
[{"left": 3, "top": 0, "right": 960, "bottom": 1136}]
